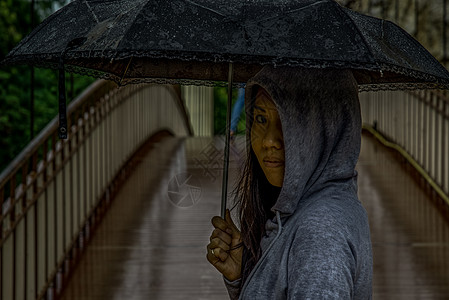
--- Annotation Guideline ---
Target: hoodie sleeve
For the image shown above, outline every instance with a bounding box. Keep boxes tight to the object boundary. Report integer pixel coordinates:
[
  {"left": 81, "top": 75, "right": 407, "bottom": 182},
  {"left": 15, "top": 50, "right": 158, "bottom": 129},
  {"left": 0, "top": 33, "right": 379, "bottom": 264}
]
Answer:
[
  {"left": 223, "top": 275, "right": 242, "bottom": 300},
  {"left": 287, "top": 205, "right": 358, "bottom": 299}
]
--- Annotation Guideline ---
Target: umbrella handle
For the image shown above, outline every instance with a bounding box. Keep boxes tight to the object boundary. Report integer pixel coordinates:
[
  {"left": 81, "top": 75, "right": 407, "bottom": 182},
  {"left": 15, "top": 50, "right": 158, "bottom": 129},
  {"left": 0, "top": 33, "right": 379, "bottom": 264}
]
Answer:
[
  {"left": 221, "top": 63, "right": 234, "bottom": 218},
  {"left": 58, "top": 37, "right": 87, "bottom": 139},
  {"left": 58, "top": 59, "right": 68, "bottom": 139}
]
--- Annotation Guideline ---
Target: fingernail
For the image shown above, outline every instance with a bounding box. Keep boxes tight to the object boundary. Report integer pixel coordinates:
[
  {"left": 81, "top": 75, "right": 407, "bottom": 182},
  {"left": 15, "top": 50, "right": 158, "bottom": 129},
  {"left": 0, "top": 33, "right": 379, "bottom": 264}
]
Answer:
[{"left": 226, "top": 228, "right": 233, "bottom": 235}]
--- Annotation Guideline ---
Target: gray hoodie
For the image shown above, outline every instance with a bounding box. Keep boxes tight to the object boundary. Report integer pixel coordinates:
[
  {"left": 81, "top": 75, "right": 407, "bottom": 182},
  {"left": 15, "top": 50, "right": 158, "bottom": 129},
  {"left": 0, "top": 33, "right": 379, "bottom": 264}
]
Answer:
[{"left": 224, "top": 66, "right": 373, "bottom": 299}]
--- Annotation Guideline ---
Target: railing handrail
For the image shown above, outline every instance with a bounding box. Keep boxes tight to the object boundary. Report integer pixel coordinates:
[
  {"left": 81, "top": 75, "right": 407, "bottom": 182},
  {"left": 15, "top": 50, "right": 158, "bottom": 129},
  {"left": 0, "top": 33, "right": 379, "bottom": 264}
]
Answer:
[
  {"left": 0, "top": 79, "right": 193, "bottom": 300},
  {"left": 410, "top": 90, "right": 449, "bottom": 120},
  {"left": 359, "top": 88, "right": 449, "bottom": 205},
  {"left": 0, "top": 80, "right": 116, "bottom": 188},
  {"left": 0, "top": 80, "right": 194, "bottom": 189},
  {"left": 430, "top": 90, "right": 449, "bottom": 104}
]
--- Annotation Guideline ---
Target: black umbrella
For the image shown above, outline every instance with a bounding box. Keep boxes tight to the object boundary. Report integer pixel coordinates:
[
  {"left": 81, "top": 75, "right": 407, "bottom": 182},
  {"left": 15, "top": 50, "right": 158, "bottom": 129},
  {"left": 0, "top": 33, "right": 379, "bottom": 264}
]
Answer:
[
  {"left": 3, "top": 0, "right": 449, "bottom": 87},
  {"left": 3, "top": 0, "right": 449, "bottom": 217}
]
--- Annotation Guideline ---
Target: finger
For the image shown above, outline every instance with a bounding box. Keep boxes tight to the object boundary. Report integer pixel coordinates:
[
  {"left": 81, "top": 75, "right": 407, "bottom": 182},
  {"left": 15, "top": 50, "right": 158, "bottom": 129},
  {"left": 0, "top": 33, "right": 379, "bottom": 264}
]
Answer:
[
  {"left": 225, "top": 209, "right": 240, "bottom": 234},
  {"left": 209, "top": 237, "right": 231, "bottom": 252},
  {"left": 206, "top": 251, "right": 226, "bottom": 272},
  {"left": 211, "top": 247, "right": 229, "bottom": 262},
  {"left": 206, "top": 245, "right": 228, "bottom": 266},
  {"left": 210, "top": 228, "right": 232, "bottom": 245},
  {"left": 211, "top": 216, "right": 233, "bottom": 235},
  {"left": 206, "top": 246, "right": 220, "bottom": 265}
]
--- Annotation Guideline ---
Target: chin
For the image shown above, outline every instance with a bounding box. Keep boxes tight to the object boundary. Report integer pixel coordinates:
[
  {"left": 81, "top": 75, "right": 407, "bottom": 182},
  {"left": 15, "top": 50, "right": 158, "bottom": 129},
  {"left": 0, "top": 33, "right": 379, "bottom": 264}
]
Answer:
[
  {"left": 265, "top": 170, "right": 284, "bottom": 187},
  {"left": 268, "top": 178, "right": 283, "bottom": 187}
]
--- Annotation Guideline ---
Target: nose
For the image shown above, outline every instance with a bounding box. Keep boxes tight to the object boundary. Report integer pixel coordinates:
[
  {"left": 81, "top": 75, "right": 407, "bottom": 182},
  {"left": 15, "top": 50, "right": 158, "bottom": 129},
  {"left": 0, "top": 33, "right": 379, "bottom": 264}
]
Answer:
[{"left": 262, "top": 120, "right": 283, "bottom": 150}]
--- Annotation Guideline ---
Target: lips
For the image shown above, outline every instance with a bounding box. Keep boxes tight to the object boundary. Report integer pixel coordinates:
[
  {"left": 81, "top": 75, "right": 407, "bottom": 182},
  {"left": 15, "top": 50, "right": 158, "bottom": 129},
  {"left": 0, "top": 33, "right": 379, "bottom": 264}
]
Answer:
[{"left": 263, "top": 157, "right": 284, "bottom": 168}]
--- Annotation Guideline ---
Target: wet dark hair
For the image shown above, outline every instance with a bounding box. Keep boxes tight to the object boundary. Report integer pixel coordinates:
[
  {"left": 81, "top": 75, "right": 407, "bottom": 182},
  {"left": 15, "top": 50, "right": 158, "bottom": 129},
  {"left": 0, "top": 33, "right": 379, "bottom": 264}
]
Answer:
[{"left": 231, "top": 85, "right": 281, "bottom": 285}]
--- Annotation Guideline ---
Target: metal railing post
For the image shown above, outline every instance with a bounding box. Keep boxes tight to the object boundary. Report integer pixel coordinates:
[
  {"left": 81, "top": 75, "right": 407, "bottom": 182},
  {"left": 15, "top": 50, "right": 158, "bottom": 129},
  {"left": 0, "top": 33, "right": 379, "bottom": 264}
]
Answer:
[
  {"left": 0, "top": 81, "right": 192, "bottom": 300},
  {"left": 359, "top": 89, "right": 449, "bottom": 206}
]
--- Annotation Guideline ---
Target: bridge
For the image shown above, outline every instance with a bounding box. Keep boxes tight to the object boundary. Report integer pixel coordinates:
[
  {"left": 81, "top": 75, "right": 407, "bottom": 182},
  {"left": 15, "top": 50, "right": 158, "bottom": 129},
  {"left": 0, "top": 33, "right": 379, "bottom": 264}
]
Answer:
[{"left": 0, "top": 79, "right": 448, "bottom": 299}]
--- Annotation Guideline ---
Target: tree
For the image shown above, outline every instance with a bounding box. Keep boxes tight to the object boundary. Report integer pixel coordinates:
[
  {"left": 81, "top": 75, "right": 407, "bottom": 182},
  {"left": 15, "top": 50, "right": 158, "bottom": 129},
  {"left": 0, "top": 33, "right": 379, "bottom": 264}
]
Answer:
[{"left": 0, "top": 0, "right": 93, "bottom": 172}]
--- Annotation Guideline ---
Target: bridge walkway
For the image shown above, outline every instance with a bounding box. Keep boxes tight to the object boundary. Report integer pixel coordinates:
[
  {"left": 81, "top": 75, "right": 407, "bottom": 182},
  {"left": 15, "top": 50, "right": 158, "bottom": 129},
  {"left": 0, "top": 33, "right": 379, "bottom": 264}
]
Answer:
[{"left": 59, "top": 133, "right": 449, "bottom": 300}]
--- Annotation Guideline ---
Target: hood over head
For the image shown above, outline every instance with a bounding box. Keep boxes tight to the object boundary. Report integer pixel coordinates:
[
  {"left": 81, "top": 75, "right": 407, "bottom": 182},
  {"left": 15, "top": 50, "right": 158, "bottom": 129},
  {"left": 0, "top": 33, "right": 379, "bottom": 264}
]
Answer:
[{"left": 245, "top": 66, "right": 361, "bottom": 217}]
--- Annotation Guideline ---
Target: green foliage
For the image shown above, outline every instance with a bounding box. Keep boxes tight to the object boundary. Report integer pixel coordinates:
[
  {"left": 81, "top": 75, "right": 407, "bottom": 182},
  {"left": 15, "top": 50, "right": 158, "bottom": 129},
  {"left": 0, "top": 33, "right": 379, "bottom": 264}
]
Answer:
[
  {"left": 0, "top": 0, "right": 67, "bottom": 60},
  {"left": 214, "top": 86, "right": 246, "bottom": 135},
  {"left": 0, "top": 0, "right": 94, "bottom": 173},
  {"left": 0, "top": 67, "right": 30, "bottom": 168},
  {"left": 0, "top": 0, "right": 27, "bottom": 60},
  {"left": 0, "top": 64, "right": 94, "bottom": 172}
]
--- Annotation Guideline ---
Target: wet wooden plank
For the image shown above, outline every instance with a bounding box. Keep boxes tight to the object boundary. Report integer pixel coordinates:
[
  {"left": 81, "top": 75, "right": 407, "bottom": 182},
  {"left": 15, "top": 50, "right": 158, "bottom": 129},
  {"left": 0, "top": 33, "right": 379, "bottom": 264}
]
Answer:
[
  {"left": 358, "top": 133, "right": 449, "bottom": 299},
  {"left": 60, "top": 136, "right": 246, "bottom": 300},
  {"left": 60, "top": 133, "right": 449, "bottom": 299}
]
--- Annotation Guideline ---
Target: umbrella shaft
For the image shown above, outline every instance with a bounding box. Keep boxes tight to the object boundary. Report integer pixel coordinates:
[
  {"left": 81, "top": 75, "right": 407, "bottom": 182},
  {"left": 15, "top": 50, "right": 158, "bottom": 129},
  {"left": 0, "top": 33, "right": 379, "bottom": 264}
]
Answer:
[{"left": 221, "top": 63, "right": 234, "bottom": 218}]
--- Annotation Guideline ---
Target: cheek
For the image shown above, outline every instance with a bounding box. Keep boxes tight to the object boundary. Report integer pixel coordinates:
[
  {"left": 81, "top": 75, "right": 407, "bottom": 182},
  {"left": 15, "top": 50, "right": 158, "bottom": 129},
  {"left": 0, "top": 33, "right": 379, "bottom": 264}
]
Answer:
[
  {"left": 251, "top": 126, "right": 263, "bottom": 159},
  {"left": 251, "top": 123, "right": 263, "bottom": 144}
]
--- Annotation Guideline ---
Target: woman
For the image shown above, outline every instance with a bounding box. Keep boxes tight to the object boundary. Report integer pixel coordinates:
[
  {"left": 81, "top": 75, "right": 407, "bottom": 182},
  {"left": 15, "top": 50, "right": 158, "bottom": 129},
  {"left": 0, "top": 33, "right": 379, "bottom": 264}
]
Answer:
[{"left": 206, "top": 66, "right": 373, "bottom": 299}]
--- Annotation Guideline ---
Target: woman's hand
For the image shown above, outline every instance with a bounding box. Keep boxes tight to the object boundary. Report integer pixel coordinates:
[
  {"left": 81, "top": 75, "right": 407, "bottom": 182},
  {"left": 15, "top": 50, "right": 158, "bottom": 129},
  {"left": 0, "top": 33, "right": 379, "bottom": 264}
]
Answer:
[{"left": 206, "top": 209, "right": 243, "bottom": 281}]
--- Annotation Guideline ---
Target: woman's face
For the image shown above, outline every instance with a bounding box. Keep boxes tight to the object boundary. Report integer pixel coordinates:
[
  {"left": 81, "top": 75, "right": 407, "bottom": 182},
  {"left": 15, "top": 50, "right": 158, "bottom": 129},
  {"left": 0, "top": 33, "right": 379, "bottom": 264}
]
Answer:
[{"left": 251, "top": 88, "right": 285, "bottom": 187}]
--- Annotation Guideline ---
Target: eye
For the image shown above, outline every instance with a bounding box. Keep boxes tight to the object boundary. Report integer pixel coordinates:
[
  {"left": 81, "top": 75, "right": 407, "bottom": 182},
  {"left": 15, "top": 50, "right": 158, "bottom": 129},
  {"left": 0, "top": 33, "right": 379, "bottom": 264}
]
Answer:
[{"left": 255, "top": 114, "right": 267, "bottom": 124}]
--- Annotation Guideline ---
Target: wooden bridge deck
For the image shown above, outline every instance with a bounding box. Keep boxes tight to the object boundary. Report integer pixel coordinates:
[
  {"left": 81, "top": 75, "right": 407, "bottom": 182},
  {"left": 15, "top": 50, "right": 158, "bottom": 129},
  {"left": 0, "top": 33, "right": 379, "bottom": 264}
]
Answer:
[{"left": 60, "top": 133, "right": 449, "bottom": 300}]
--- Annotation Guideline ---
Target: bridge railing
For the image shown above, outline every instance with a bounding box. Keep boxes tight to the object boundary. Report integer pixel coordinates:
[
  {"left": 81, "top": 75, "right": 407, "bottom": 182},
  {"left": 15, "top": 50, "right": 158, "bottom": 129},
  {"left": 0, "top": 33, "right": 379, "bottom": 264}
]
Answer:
[
  {"left": 359, "top": 89, "right": 449, "bottom": 205},
  {"left": 0, "top": 80, "right": 191, "bottom": 300}
]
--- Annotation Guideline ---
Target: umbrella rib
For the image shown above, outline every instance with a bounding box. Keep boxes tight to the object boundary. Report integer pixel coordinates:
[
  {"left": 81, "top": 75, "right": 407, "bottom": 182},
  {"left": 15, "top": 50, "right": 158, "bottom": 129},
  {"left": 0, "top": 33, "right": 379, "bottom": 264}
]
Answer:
[
  {"left": 243, "top": 1, "right": 328, "bottom": 51},
  {"left": 254, "top": 0, "right": 328, "bottom": 24},
  {"left": 109, "top": 1, "right": 152, "bottom": 60},
  {"left": 336, "top": 5, "right": 382, "bottom": 73},
  {"left": 83, "top": 0, "right": 99, "bottom": 24},
  {"left": 119, "top": 57, "right": 133, "bottom": 86},
  {"left": 183, "top": 0, "right": 226, "bottom": 18}
]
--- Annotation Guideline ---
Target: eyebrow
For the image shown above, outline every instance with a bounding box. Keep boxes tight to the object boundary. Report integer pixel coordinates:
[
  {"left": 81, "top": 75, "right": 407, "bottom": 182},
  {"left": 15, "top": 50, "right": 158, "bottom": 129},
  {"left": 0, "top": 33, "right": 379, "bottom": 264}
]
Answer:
[{"left": 254, "top": 105, "right": 266, "bottom": 112}]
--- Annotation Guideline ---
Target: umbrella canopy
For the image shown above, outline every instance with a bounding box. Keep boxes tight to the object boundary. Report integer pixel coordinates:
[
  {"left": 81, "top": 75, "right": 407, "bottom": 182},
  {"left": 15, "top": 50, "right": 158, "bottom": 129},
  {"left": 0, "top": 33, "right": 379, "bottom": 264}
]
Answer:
[
  {"left": 3, "top": 0, "right": 449, "bottom": 217},
  {"left": 2, "top": 0, "right": 449, "bottom": 90}
]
